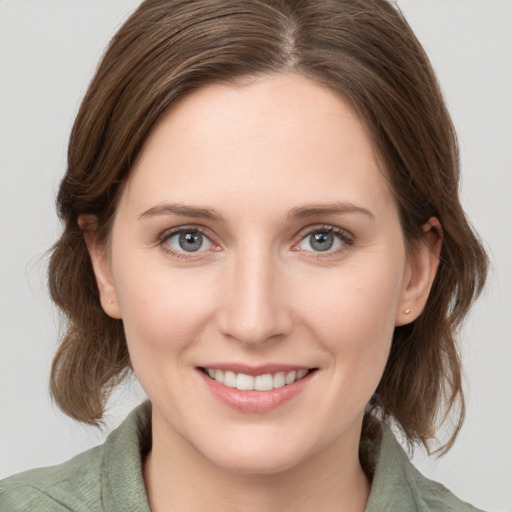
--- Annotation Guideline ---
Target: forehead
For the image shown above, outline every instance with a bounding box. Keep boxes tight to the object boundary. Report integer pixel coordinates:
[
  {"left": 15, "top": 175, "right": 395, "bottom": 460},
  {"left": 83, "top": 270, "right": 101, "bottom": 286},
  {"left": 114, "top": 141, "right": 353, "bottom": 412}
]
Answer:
[{"left": 121, "top": 73, "right": 396, "bottom": 219}]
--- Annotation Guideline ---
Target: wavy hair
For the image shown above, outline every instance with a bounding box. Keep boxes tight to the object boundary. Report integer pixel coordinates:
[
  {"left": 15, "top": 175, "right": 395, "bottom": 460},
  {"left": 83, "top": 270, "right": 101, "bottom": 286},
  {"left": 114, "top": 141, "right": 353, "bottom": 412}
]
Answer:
[{"left": 48, "top": 0, "right": 488, "bottom": 452}]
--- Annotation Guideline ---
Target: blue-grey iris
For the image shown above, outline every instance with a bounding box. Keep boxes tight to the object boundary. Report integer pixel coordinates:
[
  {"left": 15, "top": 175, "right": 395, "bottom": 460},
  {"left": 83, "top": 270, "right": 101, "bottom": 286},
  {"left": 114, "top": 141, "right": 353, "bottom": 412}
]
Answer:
[
  {"left": 310, "top": 231, "right": 334, "bottom": 251},
  {"left": 179, "top": 231, "right": 203, "bottom": 252}
]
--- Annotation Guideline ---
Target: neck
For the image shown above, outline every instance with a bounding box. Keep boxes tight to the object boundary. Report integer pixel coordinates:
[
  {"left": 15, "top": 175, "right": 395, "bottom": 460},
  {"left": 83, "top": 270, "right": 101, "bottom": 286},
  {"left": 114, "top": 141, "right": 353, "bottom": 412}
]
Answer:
[{"left": 144, "top": 413, "right": 370, "bottom": 512}]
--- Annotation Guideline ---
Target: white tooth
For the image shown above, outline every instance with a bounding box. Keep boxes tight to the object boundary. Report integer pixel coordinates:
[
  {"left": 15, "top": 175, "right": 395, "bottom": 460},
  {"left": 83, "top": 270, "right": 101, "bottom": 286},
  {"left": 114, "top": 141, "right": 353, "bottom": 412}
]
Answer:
[
  {"left": 236, "top": 373, "right": 255, "bottom": 390},
  {"left": 285, "top": 371, "right": 296, "bottom": 385},
  {"left": 255, "top": 374, "right": 273, "bottom": 391},
  {"left": 296, "top": 369, "right": 308, "bottom": 380},
  {"left": 207, "top": 368, "right": 215, "bottom": 378},
  {"left": 223, "top": 370, "right": 237, "bottom": 388},
  {"left": 273, "top": 372, "right": 286, "bottom": 388},
  {"left": 214, "top": 369, "right": 224, "bottom": 384}
]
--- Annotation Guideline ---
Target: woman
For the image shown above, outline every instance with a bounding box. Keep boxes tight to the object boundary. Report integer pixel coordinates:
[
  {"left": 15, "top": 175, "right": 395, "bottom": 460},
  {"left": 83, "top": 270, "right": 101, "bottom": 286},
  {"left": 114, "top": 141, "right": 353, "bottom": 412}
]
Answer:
[{"left": 0, "top": 0, "right": 491, "bottom": 510}]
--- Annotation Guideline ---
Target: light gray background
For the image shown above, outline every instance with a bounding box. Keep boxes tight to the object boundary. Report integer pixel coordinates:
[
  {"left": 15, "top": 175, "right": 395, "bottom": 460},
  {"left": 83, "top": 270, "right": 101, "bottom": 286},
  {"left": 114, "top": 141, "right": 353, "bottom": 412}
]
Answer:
[{"left": 0, "top": 1, "right": 511, "bottom": 510}]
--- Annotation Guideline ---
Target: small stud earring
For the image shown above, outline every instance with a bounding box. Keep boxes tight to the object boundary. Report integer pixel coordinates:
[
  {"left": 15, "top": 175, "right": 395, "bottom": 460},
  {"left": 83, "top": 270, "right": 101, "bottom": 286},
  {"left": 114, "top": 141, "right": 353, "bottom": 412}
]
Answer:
[
  {"left": 404, "top": 308, "right": 412, "bottom": 315},
  {"left": 107, "top": 299, "right": 114, "bottom": 304}
]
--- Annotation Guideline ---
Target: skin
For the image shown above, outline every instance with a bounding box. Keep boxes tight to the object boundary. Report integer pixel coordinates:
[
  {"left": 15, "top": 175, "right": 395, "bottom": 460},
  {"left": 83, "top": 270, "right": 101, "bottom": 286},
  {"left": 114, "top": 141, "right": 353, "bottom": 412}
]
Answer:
[{"left": 83, "top": 73, "right": 441, "bottom": 512}]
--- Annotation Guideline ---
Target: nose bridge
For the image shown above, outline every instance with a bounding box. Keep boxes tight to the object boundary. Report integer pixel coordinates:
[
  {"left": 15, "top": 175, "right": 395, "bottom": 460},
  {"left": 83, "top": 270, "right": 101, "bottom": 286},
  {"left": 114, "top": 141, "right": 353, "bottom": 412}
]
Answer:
[{"left": 218, "top": 242, "right": 291, "bottom": 345}]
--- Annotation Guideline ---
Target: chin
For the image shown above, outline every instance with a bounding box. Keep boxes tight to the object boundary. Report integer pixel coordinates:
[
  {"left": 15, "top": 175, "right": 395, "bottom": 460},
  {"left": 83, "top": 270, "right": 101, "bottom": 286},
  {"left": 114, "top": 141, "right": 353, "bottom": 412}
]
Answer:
[
  {"left": 211, "top": 451, "right": 305, "bottom": 476},
  {"left": 197, "top": 434, "right": 311, "bottom": 476}
]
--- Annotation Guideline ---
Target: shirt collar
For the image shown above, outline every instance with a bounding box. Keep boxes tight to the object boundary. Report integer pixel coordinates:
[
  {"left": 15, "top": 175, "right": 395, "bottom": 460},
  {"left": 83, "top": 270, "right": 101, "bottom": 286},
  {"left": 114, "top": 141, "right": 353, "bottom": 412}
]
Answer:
[{"left": 100, "top": 402, "right": 469, "bottom": 512}]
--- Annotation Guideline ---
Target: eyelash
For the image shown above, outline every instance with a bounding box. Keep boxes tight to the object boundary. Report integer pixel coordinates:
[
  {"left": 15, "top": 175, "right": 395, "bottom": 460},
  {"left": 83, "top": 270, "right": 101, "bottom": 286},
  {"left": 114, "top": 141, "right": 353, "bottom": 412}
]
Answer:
[
  {"left": 157, "top": 226, "right": 215, "bottom": 259},
  {"left": 156, "top": 224, "right": 354, "bottom": 260},
  {"left": 294, "top": 225, "right": 354, "bottom": 258}
]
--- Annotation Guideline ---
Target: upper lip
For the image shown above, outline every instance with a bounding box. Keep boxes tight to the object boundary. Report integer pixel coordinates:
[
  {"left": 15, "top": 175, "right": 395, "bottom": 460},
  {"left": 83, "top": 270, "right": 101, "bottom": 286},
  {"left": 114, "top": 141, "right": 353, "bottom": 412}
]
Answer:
[{"left": 198, "top": 363, "right": 315, "bottom": 376}]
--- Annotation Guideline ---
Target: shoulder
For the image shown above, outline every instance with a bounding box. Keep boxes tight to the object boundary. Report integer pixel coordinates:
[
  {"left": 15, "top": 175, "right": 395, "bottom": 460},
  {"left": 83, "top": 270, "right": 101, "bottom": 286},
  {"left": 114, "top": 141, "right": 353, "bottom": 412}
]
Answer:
[
  {"left": 365, "top": 424, "right": 486, "bottom": 512},
  {"left": 0, "top": 402, "right": 152, "bottom": 512},
  {"left": 0, "top": 444, "right": 103, "bottom": 511}
]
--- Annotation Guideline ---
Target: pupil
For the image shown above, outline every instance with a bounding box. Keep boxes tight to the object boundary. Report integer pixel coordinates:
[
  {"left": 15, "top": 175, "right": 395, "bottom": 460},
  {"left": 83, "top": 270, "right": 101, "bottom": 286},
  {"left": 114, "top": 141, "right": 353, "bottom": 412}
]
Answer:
[
  {"left": 311, "top": 231, "right": 333, "bottom": 251},
  {"left": 179, "top": 232, "right": 203, "bottom": 252}
]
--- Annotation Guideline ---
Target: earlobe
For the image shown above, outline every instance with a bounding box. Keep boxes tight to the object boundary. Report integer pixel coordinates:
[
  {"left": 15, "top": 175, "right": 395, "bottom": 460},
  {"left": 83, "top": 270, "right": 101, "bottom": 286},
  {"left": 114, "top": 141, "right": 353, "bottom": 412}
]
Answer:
[
  {"left": 395, "top": 217, "right": 442, "bottom": 326},
  {"left": 78, "top": 214, "right": 122, "bottom": 319}
]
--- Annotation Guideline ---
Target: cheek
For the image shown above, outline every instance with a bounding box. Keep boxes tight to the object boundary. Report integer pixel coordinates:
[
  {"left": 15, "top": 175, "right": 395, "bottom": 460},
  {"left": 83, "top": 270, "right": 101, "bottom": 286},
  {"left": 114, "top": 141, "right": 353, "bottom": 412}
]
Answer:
[
  {"left": 113, "top": 256, "right": 218, "bottom": 354},
  {"left": 114, "top": 263, "right": 221, "bottom": 404},
  {"left": 298, "top": 261, "right": 403, "bottom": 330},
  {"left": 294, "top": 260, "right": 404, "bottom": 376}
]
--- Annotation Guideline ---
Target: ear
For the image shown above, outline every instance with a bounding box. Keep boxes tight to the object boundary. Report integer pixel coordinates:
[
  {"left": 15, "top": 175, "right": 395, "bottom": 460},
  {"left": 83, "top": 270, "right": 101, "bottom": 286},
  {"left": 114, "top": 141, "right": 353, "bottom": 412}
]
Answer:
[
  {"left": 395, "top": 217, "right": 442, "bottom": 326},
  {"left": 78, "top": 214, "right": 122, "bottom": 319}
]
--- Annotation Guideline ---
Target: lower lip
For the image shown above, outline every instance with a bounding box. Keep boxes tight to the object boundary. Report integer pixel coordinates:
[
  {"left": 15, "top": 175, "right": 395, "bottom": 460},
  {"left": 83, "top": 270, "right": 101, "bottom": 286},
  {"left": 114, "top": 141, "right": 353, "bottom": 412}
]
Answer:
[{"left": 198, "top": 370, "right": 315, "bottom": 413}]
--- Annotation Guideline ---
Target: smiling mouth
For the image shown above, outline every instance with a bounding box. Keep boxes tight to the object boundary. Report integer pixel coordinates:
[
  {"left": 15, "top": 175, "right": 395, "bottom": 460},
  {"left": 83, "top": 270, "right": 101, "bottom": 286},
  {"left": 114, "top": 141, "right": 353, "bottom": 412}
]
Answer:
[{"left": 200, "top": 367, "right": 317, "bottom": 391}]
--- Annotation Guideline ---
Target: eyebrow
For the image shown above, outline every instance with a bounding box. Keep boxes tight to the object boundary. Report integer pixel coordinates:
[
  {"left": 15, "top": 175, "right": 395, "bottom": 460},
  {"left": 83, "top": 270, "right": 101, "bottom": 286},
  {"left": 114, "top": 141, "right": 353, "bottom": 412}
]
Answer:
[
  {"left": 138, "top": 201, "right": 374, "bottom": 222},
  {"left": 138, "top": 203, "right": 224, "bottom": 221},
  {"left": 287, "top": 202, "right": 375, "bottom": 220}
]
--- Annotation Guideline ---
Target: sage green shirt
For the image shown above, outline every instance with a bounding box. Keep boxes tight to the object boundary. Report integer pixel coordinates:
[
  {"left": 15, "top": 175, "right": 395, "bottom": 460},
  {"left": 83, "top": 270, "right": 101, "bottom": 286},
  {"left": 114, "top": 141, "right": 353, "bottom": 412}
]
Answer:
[{"left": 0, "top": 403, "right": 484, "bottom": 511}]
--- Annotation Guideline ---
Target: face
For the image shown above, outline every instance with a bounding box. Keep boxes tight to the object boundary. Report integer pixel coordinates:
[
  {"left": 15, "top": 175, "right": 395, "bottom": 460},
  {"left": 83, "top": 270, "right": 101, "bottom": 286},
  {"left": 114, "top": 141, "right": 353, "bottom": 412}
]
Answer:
[{"left": 86, "top": 73, "right": 439, "bottom": 475}]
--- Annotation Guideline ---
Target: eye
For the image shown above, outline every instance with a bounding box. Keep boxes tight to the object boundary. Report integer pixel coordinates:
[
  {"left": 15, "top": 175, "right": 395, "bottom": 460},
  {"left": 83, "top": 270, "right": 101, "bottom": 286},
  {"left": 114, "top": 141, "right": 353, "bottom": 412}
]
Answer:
[
  {"left": 164, "top": 229, "right": 213, "bottom": 254},
  {"left": 296, "top": 227, "right": 350, "bottom": 253}
]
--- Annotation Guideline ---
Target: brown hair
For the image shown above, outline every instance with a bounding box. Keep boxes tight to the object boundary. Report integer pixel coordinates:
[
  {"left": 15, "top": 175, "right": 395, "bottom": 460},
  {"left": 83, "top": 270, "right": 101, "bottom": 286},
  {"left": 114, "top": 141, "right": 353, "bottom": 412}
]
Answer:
[{"left": 49, "top": 0, "right": 488, "bottom": 452}]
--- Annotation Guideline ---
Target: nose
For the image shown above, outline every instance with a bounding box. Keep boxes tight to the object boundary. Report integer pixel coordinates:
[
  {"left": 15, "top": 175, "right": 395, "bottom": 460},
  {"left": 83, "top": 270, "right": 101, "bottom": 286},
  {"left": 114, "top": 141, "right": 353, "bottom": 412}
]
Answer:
[{"left": 217, "top": 248, "right": 293, "bottom": 347}]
